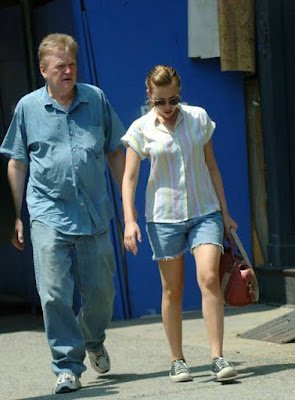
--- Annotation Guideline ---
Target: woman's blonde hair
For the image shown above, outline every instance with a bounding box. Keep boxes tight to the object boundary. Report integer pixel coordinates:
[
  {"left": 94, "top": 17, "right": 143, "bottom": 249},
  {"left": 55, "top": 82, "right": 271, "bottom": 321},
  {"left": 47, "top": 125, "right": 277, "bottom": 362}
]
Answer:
[
  {"left": 38, "top": 33, "right": 78, "bottom": 65},
  {"left": 145, "top": 65, "right": 181, "bottom": 92}
]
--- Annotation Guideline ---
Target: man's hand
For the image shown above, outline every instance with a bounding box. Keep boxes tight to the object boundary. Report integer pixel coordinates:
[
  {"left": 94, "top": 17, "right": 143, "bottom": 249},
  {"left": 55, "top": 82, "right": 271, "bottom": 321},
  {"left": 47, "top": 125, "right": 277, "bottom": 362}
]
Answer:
[
  {"left": 7, "top": 159, "right": 27, "bottom": 250},
  {"left": 12, "top": 218, "right": 24, "bottom": 250}
]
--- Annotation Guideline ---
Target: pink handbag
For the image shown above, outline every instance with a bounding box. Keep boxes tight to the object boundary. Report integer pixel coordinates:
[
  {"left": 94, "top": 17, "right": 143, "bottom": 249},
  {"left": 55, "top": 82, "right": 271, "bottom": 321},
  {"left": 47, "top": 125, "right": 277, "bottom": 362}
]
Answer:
[{"left": 219, "top": 229, "right": 259, "bottom": 306}]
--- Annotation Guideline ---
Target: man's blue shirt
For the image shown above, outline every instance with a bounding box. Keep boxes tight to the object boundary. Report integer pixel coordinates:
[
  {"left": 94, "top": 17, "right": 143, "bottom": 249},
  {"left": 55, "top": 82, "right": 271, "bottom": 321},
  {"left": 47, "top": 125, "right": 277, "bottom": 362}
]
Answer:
[{"left": 0, "top": 83, "right": 125, "bottom": 235}]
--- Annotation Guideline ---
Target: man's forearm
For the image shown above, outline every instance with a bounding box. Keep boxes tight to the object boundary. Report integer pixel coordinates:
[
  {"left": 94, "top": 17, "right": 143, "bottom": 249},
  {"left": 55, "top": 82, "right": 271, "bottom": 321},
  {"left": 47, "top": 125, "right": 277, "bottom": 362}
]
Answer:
[
  {"left": 7, "top": 159, "right": 28, "bottom": 218},
  {"left": 106, "top": 147, "right": 126, "bottom": 194}
]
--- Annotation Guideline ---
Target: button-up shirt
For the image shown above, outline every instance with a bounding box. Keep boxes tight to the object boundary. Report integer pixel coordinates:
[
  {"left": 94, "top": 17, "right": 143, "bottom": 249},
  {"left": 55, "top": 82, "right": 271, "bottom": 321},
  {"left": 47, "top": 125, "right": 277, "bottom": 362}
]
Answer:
[
  {"left": 121, "top": 104, "right": 220, "bottom": 223},
  {"left": 0, "top": 83, "right": 125, "bottom": 235}
]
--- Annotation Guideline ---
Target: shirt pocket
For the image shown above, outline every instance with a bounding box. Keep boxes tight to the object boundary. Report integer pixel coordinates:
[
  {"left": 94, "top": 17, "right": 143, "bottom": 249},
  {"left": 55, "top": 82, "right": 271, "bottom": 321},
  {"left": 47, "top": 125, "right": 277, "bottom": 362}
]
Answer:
[{"left": 75, "top": 125, "right": 105, "bottom": 157}]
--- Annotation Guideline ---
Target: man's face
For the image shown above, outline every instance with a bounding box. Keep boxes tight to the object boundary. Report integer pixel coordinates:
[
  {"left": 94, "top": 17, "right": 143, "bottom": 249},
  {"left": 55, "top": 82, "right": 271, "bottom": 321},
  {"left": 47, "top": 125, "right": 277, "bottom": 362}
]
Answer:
[{"left": 40, "top": 49, "right": 77, "bottom": 96}]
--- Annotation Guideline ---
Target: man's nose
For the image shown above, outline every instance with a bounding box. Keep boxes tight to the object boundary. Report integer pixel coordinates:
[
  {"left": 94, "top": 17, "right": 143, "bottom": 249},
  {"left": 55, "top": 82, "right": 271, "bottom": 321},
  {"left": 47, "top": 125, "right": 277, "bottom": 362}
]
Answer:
[{"left": 64, "top": 66, "right": 71, "bottom": 73}]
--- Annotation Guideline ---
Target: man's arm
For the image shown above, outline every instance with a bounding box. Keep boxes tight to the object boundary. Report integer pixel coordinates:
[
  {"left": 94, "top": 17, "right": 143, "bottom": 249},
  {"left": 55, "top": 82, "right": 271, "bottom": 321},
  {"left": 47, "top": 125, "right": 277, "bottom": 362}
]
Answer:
[
  {"left": 7, "top": 159, "right": 28, "bottom": 250},
  {"left": 106, "top": 146, "right": 126, "bottom": 194}
]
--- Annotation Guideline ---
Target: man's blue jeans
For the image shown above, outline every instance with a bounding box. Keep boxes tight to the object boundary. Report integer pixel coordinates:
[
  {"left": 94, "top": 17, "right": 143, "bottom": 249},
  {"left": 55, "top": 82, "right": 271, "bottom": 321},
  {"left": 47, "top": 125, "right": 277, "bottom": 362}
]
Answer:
[{"left": 30, "top": 220, "right": 115, "bottom": 377}]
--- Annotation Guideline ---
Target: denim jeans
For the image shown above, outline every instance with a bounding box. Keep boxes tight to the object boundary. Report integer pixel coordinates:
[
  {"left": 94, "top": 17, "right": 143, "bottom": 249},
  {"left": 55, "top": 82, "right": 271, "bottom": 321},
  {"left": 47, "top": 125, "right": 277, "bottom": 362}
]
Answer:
[{"left": 30, "top": 220, "right": 115, "bottom": 377}]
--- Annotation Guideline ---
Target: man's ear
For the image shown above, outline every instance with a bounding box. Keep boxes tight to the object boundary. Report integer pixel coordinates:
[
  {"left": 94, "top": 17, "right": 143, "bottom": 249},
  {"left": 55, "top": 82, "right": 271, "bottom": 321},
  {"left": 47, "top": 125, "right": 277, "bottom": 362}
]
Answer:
[{"left": 39, "top": 63, "right": 47, "bottom": 79}]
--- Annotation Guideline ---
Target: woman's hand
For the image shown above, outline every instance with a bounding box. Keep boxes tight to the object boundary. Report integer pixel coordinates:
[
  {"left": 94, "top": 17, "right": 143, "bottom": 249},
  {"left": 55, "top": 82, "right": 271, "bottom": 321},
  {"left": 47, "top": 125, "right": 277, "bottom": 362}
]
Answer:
[
  {"left": 124, "top": 221, "right": 142, "bottom": 255},
  {"left": 222, "top": 213, "right": 238, "bottom": 237}
]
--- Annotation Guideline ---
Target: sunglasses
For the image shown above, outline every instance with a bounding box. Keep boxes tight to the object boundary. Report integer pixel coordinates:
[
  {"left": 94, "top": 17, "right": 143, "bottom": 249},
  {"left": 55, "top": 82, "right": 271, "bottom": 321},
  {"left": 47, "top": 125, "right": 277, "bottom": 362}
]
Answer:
[{"left": 153, "top": 96, "right": 181, "bottom": 107}]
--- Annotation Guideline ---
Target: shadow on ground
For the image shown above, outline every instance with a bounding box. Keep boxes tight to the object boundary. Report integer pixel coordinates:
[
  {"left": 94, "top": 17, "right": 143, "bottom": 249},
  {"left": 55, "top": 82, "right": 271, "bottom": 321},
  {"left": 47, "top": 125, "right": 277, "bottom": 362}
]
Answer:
[{"left": 13, "top": 362, "right": 295, "bottom": 400}]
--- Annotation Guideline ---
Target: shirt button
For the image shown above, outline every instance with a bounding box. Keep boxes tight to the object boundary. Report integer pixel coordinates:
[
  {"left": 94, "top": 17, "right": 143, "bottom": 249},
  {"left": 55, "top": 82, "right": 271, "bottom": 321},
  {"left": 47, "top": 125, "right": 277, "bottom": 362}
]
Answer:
[
  {"left": 75, "top": 165, "right": 78, "bottom": 170},
  {"left": 69, "top": 131, "right": 73, "bottom": 136},
  {"left": 72, "top": 148, "right": 76, "bottom": 153},
  {"left": 80, "top": 202, "right": 84, "bottom": 206}
]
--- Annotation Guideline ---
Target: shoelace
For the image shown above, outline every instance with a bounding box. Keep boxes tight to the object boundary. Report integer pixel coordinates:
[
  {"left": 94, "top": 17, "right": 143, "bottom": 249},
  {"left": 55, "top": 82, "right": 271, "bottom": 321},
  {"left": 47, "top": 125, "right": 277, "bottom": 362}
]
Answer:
[
  {"left": 173, "top": 360, "right": 188, "bottom": 374},
  {"left": 57, "top": 373, "right": 75, "bottom": 384},
  {"left": 214, "top": 357, "right": 230, "bottom": 369},
  {"left": 93, "top": 348, "right": 106, "bottom": 358},
  {"left": 96, "top": 351, "right": 107, "bottom": 362}
]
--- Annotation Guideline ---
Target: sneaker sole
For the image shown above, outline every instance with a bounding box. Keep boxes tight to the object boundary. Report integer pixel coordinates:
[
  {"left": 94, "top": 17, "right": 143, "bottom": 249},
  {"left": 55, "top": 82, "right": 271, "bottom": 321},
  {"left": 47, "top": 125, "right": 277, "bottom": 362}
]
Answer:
[
  {"left": 169, "top": 373, "right": 193, "bottom": 383},
  {"left": 54, "top": 386, "right": 79, "bottom": 394},
  {"left": 54, "top": 383, "right": 81, "bottom": 394},
  {"left": 211, "top": 370, "right": 238, "bottom": 382},
  {"left": 92, "top": 367, "right": 110, "bottom": 374}
]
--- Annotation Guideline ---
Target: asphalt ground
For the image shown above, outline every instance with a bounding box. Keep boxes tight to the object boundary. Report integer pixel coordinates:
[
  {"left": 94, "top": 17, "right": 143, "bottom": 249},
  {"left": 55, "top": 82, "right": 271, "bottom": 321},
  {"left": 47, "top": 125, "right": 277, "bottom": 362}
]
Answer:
[{"left": 1, "top": 303, "right": 295, "bottom": 400}]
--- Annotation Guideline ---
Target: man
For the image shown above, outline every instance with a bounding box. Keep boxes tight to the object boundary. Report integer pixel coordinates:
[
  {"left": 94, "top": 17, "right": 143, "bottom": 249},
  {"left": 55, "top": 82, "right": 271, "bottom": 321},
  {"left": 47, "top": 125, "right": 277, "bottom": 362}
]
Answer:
[{"left": 0, "top": 33, "right": 126, "bottom": 394}]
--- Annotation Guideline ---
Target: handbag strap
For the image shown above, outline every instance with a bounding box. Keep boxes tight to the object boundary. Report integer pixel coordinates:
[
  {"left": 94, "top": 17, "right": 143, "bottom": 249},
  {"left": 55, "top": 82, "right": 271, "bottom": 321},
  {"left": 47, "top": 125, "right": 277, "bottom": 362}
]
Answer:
[
  {"left": 224, "top": 233, "right": 235, "bottom": 258},
  {"left": 227, "top": 228, "right": 260, "bottom": 302},
  {"left": 230, "top": 228, "right": 253, "bottom": 270}
]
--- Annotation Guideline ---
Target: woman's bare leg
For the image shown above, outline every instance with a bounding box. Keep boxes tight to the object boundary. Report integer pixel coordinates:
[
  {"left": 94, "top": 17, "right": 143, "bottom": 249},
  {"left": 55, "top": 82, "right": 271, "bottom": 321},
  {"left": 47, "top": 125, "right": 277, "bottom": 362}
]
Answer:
[
  {"left": 193, "top": 244, "right": 223, "bottom": 358},
  {"left": 158, "top": 255, "right": 185, "bottom": 361}
]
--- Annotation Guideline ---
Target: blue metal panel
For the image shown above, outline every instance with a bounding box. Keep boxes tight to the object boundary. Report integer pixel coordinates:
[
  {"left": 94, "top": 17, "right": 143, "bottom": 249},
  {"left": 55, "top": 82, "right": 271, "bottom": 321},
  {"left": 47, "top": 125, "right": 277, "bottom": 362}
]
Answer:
[
  {"left": 71, "top": 1, "right": 130, "bottom": 319},
  {"left": 76, "top": 0, "right": 251, "bottom": 318}
]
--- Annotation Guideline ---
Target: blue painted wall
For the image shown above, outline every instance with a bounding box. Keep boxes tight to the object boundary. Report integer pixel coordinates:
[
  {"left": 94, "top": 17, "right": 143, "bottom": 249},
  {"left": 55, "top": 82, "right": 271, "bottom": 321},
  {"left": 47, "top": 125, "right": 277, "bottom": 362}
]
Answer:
[
  {"left": 0, "top": 0, "right": 251, "bottom": 319},
  {"left": 75, "top": 0, "right": 251, "bottom": 317}
]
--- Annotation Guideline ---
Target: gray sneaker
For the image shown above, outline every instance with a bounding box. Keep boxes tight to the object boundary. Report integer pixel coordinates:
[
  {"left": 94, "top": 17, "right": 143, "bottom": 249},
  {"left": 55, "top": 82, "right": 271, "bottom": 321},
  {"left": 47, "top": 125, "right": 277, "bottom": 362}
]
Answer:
[
  {"left": 53, "top": 372, "right": 81, "bottom": 394},
  {"left": 88, "top": 345, "right": 110, "bottom": 374},
  {"left": 211, "top": 357, "right": 238, "bottom": 381},
  {"left": 169, "top": 359, "right": 193, "bottom": 383}
]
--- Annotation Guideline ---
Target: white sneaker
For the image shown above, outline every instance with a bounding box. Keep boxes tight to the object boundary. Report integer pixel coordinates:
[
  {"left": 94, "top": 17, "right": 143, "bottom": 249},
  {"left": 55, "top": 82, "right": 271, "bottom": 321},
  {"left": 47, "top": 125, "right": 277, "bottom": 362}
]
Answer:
[
  {"left": 169, "top": 359, "right": 193, "bottom": 383},
  {"left": 211, "top": 357, "right": 238, "bottom": 381},
  {"left": 88, "top": 345, "right": 110, "bottom": 374},
  {"left": 53, "top": 372, "right": 81, "bottom": 394}
]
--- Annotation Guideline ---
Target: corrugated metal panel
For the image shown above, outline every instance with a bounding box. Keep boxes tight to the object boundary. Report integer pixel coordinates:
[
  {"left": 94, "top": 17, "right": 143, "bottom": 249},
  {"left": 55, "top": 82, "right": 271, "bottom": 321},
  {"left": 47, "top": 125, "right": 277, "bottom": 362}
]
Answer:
[{"left": 239, "top": 311, "right": 295, "bottom": 344}]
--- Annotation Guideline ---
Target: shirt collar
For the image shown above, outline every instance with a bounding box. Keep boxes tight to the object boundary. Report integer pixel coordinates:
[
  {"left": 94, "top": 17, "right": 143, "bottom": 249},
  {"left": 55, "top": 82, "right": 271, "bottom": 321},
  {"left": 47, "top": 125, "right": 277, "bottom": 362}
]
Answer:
[
  {"left": 150, "top": 104, "right": 184, "bottom": 132},
  {"left": 41, "top": 83, "right": 89, "bottom": 110}
]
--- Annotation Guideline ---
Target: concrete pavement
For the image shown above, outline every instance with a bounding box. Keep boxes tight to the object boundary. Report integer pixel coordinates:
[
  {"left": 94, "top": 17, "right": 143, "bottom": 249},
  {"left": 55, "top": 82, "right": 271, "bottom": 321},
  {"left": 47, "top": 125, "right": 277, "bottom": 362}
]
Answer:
[{"left": 1, "top": 303, "right": 295, "bottom": 399}]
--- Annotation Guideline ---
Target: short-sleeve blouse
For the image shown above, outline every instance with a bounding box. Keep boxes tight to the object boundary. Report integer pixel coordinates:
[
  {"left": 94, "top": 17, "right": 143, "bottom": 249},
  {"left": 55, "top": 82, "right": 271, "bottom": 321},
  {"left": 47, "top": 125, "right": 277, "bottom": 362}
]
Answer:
[{"left": 121, "top": 104, "right": 220, "bottom": 223}]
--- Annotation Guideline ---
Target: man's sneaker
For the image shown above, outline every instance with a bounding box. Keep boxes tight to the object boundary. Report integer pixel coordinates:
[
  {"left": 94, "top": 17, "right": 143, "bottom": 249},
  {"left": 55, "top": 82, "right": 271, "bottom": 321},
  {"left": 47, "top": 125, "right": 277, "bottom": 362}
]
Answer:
[
  {"left": 211, "top": 357, "right": 238, "bottom": 381},
  {"left": 88, "top": 345, "right": 110, "bottom": 374},
  {"left": 53, "top": 372, "right": 81, "bottom": 394},
  {"left": 169, "top": 359, "right": 193, "bottom": 383}
]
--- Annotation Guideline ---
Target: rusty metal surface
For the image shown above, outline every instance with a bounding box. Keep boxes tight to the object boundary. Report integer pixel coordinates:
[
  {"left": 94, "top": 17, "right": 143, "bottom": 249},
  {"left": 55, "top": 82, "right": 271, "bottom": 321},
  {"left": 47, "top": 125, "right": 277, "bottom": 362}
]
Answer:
[{"left": 239, "top": 311, "right": 295, "bottom": 344}]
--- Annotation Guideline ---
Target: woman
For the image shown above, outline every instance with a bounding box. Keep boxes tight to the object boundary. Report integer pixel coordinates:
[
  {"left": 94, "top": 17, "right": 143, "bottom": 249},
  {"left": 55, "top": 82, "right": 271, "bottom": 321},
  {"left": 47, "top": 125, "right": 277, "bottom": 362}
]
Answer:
[{"left": 121, "top": 65, "right": 238, "bottom": 383}]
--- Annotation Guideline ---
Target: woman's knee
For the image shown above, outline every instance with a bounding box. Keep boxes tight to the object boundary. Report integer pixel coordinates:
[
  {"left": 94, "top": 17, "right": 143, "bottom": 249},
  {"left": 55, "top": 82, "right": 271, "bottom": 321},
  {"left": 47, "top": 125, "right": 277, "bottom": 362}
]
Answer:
[
  {"left": 162, "top": 283, "right": 183, "bottom": 302},
  {"left": 197, "top": 271, "right": 219, "bottom": 292}
]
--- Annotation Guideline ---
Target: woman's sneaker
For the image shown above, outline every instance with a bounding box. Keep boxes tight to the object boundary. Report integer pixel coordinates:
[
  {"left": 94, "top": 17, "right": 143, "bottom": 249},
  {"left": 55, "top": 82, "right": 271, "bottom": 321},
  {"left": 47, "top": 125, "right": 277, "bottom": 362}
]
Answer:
[
  {"left": 211, "top": 357, "right": 238, "bottom": 381},
  {"left": 169, "top": 359, "right": 193, "bottom": 382},
  {"left": 53, "top": 372, "right": 81, "bottom": 394},
  {"left": 88, "top": 345, "right": 110, "bottom": 374}
]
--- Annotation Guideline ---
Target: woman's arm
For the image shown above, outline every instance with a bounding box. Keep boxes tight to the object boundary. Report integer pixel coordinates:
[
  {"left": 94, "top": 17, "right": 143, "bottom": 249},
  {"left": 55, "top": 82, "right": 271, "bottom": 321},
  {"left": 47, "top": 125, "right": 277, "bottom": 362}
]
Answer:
[
  {"left": 204, "top": 140, "right": 238, "bottom": 234},
  {"left": 122, "top": 146, "right": 142, "bottom": 255}
]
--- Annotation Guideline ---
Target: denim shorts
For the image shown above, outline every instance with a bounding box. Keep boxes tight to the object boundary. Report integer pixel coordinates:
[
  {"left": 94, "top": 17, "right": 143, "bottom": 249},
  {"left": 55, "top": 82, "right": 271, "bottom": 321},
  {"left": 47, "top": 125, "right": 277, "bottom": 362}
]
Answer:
[{"left": 146, "top": 211, "right": 224, "bottom": 261}]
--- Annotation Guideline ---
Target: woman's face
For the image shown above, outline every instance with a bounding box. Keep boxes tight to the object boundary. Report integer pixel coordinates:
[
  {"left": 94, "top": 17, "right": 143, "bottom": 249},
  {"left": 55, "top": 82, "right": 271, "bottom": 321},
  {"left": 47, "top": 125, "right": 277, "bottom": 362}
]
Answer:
[{"left": 148, "top": 81, "right": 181, "bottom": 122}]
